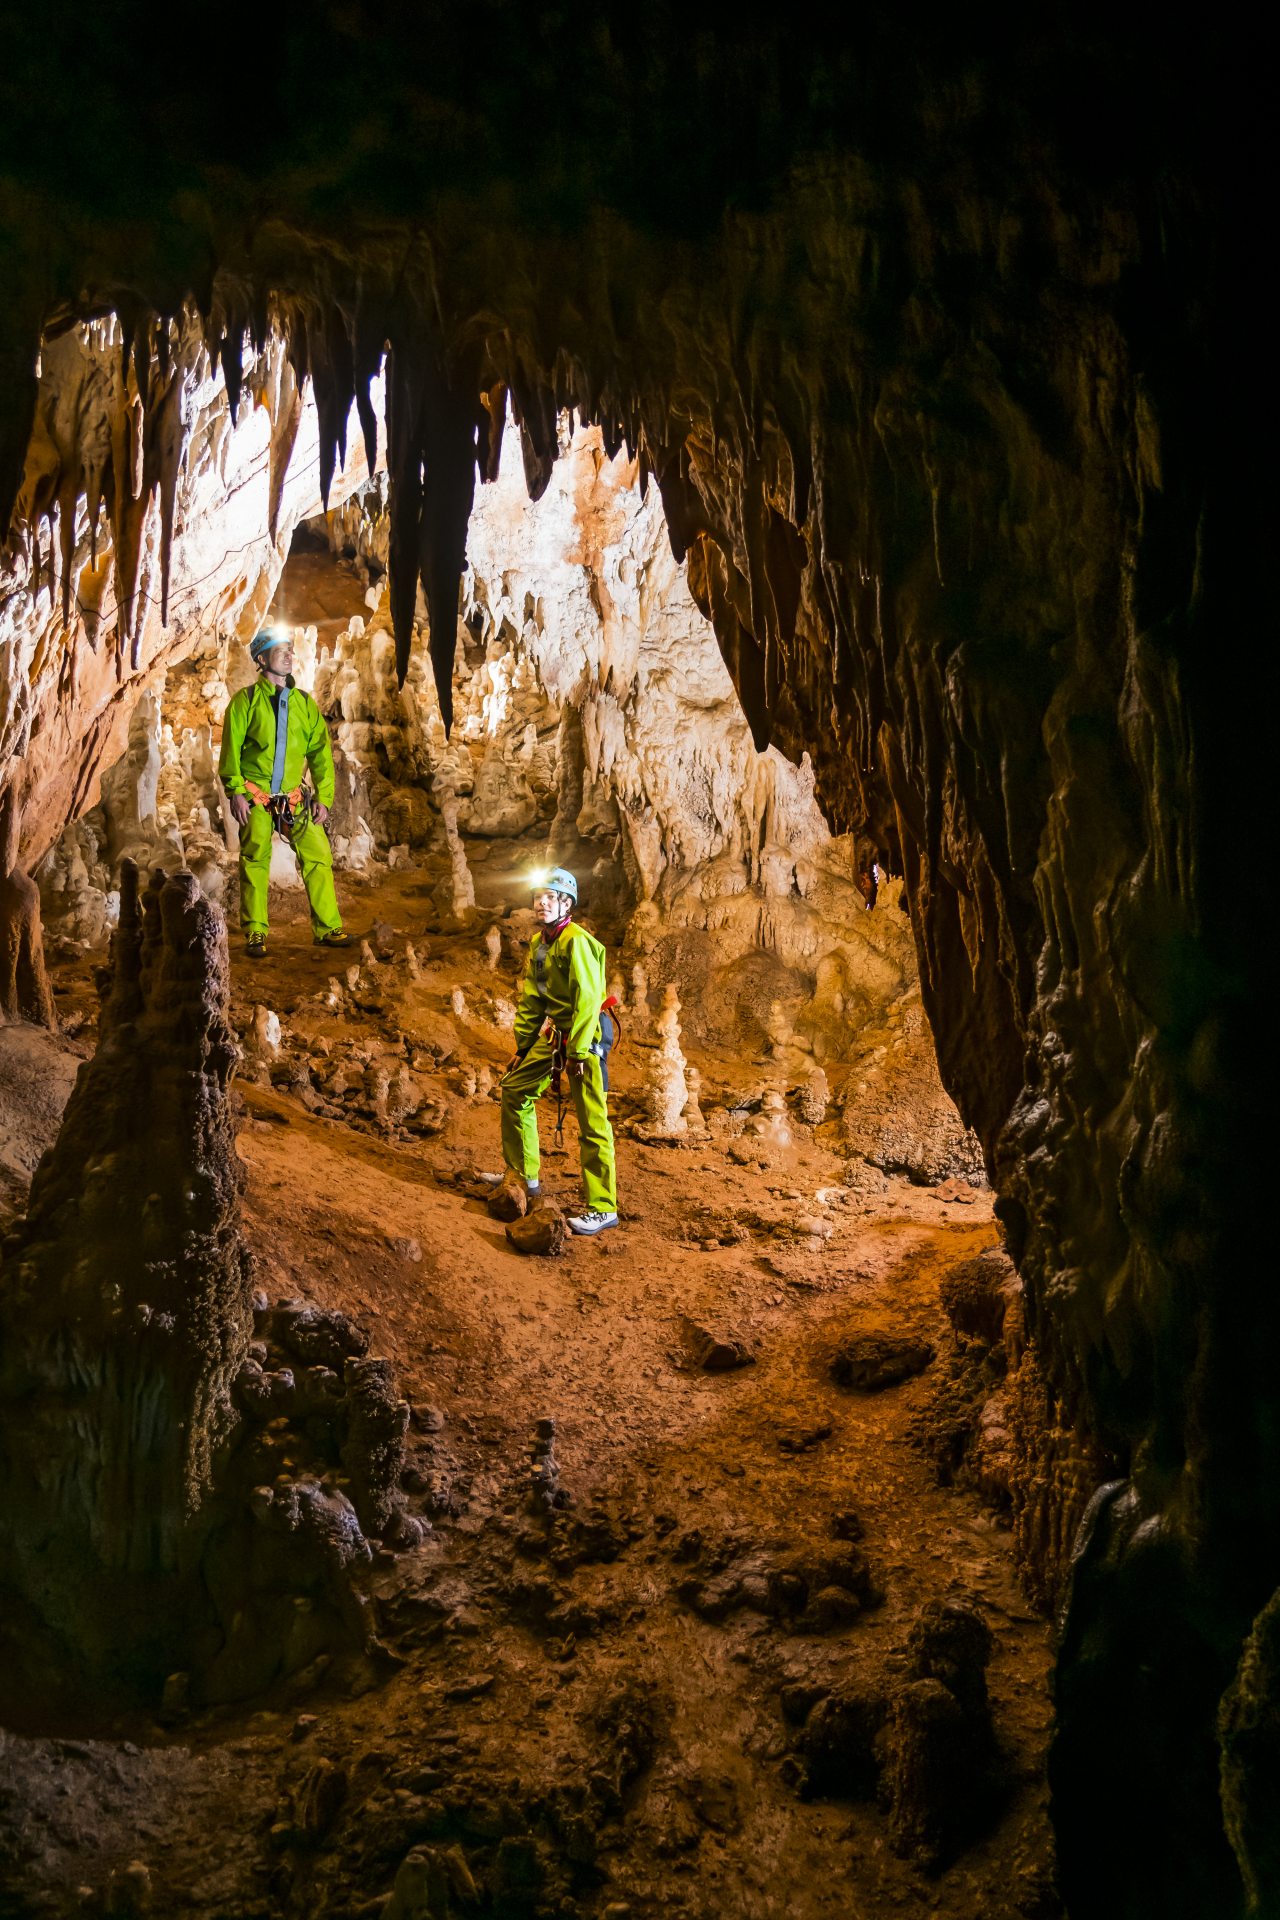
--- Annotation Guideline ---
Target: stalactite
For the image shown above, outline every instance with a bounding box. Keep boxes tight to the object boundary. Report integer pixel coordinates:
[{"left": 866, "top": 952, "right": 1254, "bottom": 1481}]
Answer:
[
  {"left": 417, "top": 354, "right": 483, "bottom": 728},
  {"left": 385, "top": 338, "right": 426, "bottom": 691},
  {"left": 267, "top": 346, "right": 303, "bottom": 544},
  {"left": 353, "top": 297, "right": 385, "bottom": 475},
  {"left": 107, "top": 372, "right": 147, "bottom": 656},
  {"left": 311, "top": 302, "right": 357, "bottom": 511},
  {"left": 509, "top": 366, "right": 558, "bottom": 502},
  {"left": 0, "top": 339, "right": 39, "bottom": 547},
  {"left": 477, "top": 379, "right": 508, "bottom": 483},
  {"left": 152, "top": 364, "right": 187, "bottom": 628},
  {"left": 385, "top": 337, "right": 490, "bottom": 725}
]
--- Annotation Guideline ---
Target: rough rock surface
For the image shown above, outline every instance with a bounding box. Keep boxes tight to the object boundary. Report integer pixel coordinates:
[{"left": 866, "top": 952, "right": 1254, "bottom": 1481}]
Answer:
[
  {"left": 506, "top": 1203, "right": 568, "bottom": 1258},
  {"left": 0, "top": 19, "right": 1260, "bottom": 1913},
  {"left": 0, "top": 862, "right": 250, "bottom": 1695},
  {"left": 0, "top": 865, "right": 403, "bottom": 1710}
]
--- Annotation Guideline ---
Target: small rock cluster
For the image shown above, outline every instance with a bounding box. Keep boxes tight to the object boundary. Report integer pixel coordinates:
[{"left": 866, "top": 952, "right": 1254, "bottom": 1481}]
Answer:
[
  {"left": 672, "top": 1523, "right": 881, "bottom": 1634},
  {"left": 783, "top": 1598, "right": 1002, "bottom": 1869},
  {"left": 234, "top": 1291, "right": 414, "bottom": 1544}
]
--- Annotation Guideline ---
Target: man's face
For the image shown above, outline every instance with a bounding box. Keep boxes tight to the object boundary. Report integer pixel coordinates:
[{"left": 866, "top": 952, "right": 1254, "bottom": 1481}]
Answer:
[
  {"left": 532, "top": 889, "right": 567, "bottom": 923},
  {"left": 263, "top": 641, "right": 294, "bottom": 677}
]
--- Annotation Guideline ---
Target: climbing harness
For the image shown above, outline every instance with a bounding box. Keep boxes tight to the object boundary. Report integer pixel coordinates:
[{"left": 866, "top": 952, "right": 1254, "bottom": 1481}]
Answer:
[{"left": 244, "top": 778, "right": 317, "bottom": 838}]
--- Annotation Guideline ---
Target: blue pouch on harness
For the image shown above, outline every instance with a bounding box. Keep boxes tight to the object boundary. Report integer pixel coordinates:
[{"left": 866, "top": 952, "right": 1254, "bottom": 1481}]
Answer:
[{"left": 595, "top": 1008, "right": 617, "bottom": 1090}]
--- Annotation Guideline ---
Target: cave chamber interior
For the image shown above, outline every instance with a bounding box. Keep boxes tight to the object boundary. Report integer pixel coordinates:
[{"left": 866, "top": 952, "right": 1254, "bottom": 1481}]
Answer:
[{"left": 0, "top": 14, "right": 1266, "bottom": 1920}]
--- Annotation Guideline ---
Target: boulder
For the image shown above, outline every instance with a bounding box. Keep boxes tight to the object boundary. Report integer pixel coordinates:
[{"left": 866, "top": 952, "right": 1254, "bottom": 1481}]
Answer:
[
  {"left": 506, "top": 1204, "right": 567, "bottom": 1256},
  {"left": 487, "top": 1172, "right": 529, "bottom": 1221}
]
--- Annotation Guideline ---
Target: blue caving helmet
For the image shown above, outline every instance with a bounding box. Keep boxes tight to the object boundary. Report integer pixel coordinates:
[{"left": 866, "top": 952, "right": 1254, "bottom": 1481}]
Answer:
[
  {"left": 249, "top": 625, "right": 290, "bottom": 666},
  {"left": 534, "top": 866, "right": 578, "bottom": 903}
]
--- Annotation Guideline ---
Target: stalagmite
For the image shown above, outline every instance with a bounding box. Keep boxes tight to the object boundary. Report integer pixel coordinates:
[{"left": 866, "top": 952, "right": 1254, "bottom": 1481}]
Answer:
[
  {"left": 630, "top": 961, "right": 651, "bottom": 1035},
  {"left": 639, "top": 984, "right": 689, "bottom": 1141},
  {"left": 748, "top": 1087, "right": 794, "bottom": 1153},
  {"left": 484, "top": 923, "right": 502, "bottom": 971},
  {"left": 0, "top": 788, "right": 56, "bottom": 1027},
  {"left": 0, "top": 864, "right": 247, "bottom": 1688},
  {"left": 798, "top": 1065, "right": 830, "bottom": 1127},
  {"left": 436, "top": 782, "right": 475, "bottom": 917},
  {"left": 764, "top": 998, "right": 811, "bottom": 1078},
  {"left": 248, "top": 1005, "right": 281, "bottom": 1059},
  {"left": 683, "top": 1065, "right": 710, "bottom": 1141}
]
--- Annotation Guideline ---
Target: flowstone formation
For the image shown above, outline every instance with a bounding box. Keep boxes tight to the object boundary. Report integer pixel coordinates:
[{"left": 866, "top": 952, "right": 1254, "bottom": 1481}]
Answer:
[{"left": 0, "top": 863, "right": 407, "bottom": 1710}]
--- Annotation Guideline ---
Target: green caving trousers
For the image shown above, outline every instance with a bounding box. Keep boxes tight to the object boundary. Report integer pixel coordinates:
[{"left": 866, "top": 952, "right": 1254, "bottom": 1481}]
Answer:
[
  {"left": 237, "top": 804, "right": 343, "bottom": 940},
  {"left": 500, "top": 1034, "right": 617, "bottom": 1212}
]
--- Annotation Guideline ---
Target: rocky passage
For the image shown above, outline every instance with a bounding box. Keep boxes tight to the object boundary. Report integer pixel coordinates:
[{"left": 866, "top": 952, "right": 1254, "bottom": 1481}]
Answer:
[{"left": 0, "top": 880, "right": 1051, "bottom": 1919}]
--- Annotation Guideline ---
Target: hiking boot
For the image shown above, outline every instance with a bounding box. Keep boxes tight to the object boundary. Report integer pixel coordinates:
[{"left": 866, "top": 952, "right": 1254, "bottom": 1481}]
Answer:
[
  {"left": 567, "top": 1208, "right": 618, "bottom": 1236},
  {"left": 245, "top": 934, "right": 268, "bottom": 959},
  {"left": 315, "top": 929, "right": 353, "bottom": 949}
]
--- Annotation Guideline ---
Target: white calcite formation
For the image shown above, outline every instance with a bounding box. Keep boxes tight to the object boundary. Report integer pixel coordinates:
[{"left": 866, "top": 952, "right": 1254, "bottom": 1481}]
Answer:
[
  {"left": 2, "top": 312, "right": 381, "bottom": 872},
  {"left": 639, "top": 984, "right": 690, "bottom": 1142}
]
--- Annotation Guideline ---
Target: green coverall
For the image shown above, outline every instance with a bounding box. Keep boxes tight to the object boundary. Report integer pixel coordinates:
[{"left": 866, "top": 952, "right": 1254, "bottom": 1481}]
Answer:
[
  {"left": 501, "top": 921, "right": 616, "bottom": 1211},
  {"left": 217, "top": 678, "right": 344, "bottom": 941}
]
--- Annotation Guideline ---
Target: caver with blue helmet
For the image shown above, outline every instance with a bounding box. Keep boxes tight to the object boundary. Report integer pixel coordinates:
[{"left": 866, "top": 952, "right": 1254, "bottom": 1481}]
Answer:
[{"left": 497, "top": 866, "right": 618, "bottom": 1235}]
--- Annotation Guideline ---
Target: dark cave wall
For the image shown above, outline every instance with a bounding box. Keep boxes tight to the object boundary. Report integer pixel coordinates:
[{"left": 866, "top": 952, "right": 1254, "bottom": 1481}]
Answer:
[{"left": 0, "top": 16, "right": 1265, "bottom": 1914}]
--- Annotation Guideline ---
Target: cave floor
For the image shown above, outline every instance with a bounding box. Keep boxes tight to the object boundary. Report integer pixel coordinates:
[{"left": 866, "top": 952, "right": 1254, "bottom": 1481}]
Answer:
[{"left": 2, "top": 877, "right": 1056, "bottom": 1920}]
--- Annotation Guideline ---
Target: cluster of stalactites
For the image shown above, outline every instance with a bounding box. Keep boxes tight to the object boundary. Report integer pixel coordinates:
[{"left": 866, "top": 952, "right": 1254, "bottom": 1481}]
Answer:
[
  {"left": 1, "top": 285, "right": 687, "bottom": 740},
  {"left": 3, "top": 275, "right": 839, "bottom": 826},
  {"left": 9, "top": 309, "right": 197, "bottom": 666},
  {"left": 180, "top": 283, "right": 676, "bottom": 733}
]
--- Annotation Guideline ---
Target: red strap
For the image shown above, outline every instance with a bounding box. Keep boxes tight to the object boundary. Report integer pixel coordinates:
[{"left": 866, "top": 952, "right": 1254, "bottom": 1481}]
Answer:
[{"left": 245, "top": 780, "right": 304, "bottom": 809}]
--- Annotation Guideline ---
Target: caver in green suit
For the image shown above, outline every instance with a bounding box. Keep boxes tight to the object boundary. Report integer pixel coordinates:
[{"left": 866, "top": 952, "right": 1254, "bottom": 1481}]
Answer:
[
  {"left": 218, "top": 674, "right": 344, "bottom": 943},
  {"left": 501, "top": 918, "right": 616, "bottom": 1213}
]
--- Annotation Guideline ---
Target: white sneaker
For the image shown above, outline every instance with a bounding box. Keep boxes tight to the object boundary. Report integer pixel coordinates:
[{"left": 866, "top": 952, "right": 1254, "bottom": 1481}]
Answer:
[
  {"left": 478, "top": 1171, "right": 540, "bottom": 1196},
  {"left": 567, "top": 1208, "right": 618, "bottom": 1236}
]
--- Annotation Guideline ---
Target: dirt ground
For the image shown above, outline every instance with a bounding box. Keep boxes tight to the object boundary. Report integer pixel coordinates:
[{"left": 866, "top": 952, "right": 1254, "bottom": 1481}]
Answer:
[{"left": 0, "top": 870, "right": 1056, "bottom": 1920}]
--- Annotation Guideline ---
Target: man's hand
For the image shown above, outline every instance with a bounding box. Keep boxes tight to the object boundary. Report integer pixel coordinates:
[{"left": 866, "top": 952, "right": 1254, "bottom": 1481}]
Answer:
[
  {"left": 228, "top": 793, "right": 251, "bottom": 828},
  {"left": 313, "top": 801, "right": 331, "bottom": 826},
  {"left": 504, "top": 1052, "right": 524, "bottom": 1078},
  {"left": 567, "top": 1057, "right": 588, "bottom": 1085}
]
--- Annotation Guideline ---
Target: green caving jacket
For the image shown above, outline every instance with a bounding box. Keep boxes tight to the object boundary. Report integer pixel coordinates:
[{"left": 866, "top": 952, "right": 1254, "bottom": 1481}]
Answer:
[
  {"left": 514, "top": 921, "right": 609, "bottom": 1060},
  {"left": 218, "top": 679, "right": 336, "bottom": 807}
]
